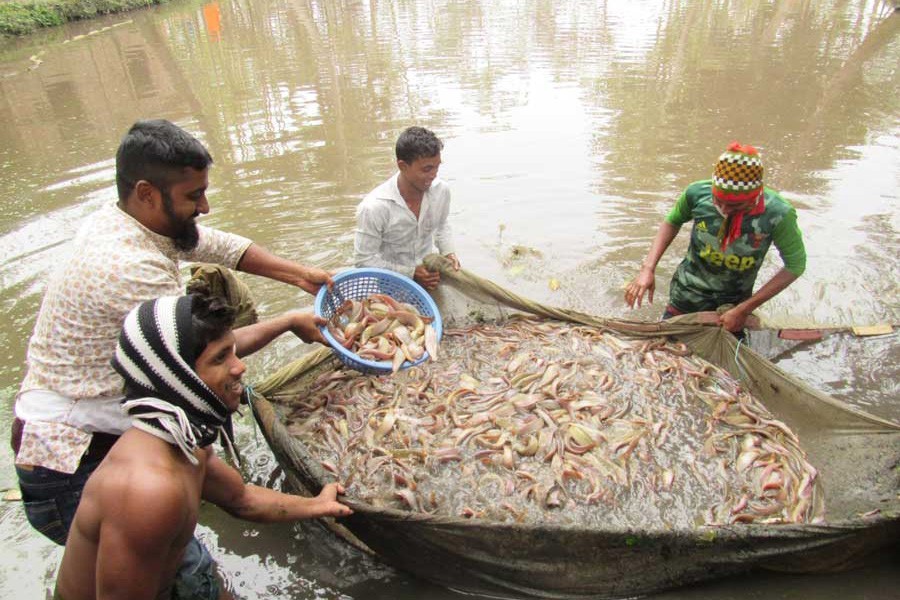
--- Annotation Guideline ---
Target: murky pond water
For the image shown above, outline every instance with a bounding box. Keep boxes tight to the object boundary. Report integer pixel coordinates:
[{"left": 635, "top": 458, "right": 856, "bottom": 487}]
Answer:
[{"left": 1, "top": 0, "right": 898, "bottom": 598}]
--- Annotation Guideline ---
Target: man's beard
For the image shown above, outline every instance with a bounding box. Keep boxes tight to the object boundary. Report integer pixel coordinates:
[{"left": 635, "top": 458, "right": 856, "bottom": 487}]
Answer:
[{"left": 161, "top": 190, "right": 200, "bottom": 251}]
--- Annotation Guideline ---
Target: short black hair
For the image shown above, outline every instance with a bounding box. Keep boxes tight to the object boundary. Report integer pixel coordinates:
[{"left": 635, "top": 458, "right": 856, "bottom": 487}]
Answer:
[
  {"left": 115, "top": 119, "right": 213, "bottom": 201},
  {"left": 395, "top": 126, "right": 443, "bottom": 164},
  {"left": 187, "top": 281, "right": 237, "bottom": 363}
]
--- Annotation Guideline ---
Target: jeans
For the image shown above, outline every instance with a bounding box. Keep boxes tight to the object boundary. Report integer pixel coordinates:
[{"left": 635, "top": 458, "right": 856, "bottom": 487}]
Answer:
[
  {"left": 172, "top": 537, "right": 221, "bottom": 600},
  {"left": 15, "top": 458, "right": 104, "bottom": 545}
]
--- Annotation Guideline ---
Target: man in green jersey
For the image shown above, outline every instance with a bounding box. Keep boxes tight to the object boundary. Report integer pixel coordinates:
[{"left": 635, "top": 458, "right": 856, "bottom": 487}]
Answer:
[{"left": 624, "top": 142, "right": 806, "bottom": 333}]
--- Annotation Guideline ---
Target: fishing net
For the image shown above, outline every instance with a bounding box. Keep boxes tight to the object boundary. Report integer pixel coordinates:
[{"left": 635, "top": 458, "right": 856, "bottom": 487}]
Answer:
[{"left": 249, "top": 254, "right": 900, "bottom": 599}]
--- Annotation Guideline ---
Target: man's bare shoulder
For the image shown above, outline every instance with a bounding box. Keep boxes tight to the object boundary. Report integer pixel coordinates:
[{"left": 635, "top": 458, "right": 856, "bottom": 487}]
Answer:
[
  {"left": 89, "top": 432, "right": 201, "bottom": 538},
  {"left": 58, "top": 432, "right": 203, "bottom": 600}
]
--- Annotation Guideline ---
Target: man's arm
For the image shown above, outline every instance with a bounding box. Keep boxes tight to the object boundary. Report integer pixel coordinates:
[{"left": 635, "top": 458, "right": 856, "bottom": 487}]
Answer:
[
  {"left": 201, "top": 450, "right": 353, "bottom": 521},
  {"left": 432, "top": 198, "right": 459, "bottom": 271},
  {"left": 354, "top": 202, "right": 416, "bottom": 277},
  {"left": 433, "top": 227, "right": 460, "bottom": 272},
  {"left": 625, "top": 221, "right": 681, "bottom": 308},
  {"left": 430, "top": 185, "right": 460, "bottom": 273},
  {"left": 719, "top": 268, "right": 799, "bottom": 331},
  {"left": 719, "top": 210, "right": 805, "bottom": 331},
  {"left": 93, "top": 475, "right": 188, "bottom": 599},
  {"left": 233, "top": 311, "right": 326, "bottom": 357},
  {"left": 355, "top": 228, "right": 406, "bottom": 273},
  {"left": 237, "top": 244, "right": 333, "bottom": 296}
]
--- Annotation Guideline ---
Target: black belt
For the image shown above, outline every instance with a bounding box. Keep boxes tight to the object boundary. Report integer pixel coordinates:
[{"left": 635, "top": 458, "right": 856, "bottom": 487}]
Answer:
[
  {"left": 85, "top": 431, "right": 120, "bottom": 460},
  {"left": 11, "top": 417, "right": 120, "bottom": 461},
  {"left": 10, "top": 417, "right": 23, "bottom": 455}
]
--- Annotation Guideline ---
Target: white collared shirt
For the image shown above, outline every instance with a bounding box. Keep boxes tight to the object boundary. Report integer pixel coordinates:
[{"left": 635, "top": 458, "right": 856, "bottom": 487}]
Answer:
[{"left": 353, "top": 172, "right": 455, "bottom": 277}]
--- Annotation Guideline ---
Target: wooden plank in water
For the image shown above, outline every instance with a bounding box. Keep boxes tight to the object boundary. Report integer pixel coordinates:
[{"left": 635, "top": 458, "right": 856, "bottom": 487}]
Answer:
[
  {"left": 851, "top": 324, "right": 894, "bottom": 337},
  {"left": 778, "top": 329, "right": 824, "bottom": 341}
]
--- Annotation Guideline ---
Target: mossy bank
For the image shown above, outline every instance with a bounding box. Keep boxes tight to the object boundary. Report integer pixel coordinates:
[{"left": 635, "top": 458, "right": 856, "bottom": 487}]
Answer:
[{"left": 0, "top": 0, "right": 168, "bottom": 36}]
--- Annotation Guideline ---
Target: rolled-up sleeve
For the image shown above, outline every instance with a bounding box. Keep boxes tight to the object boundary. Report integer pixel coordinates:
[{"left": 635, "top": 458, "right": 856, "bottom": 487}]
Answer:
[{"left": 188, "top": 226, "right": 253, "bottom": 268}]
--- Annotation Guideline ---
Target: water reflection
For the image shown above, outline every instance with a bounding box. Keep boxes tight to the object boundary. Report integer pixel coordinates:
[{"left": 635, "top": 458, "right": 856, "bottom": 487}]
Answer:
[
  {"left": 0, "top": 1, "right": 898, "bottom": 599},
  {"left": 761, "top": 330, "right": 900, "bottom": 422}
]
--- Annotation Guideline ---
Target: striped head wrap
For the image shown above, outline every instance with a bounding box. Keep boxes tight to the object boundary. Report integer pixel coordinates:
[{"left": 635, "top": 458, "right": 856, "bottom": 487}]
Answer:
[
  {"left": 111, "top": 295, "right": 231, "bottom": 465},
  {"left": 712, "top": 142, "right": 764, "bottom": 203}
]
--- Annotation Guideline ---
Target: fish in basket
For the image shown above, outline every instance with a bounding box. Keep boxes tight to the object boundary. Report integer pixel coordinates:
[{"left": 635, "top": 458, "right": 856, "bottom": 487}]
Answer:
[{"left": 314, "top": 268, "right": 442, "bottom": 374}]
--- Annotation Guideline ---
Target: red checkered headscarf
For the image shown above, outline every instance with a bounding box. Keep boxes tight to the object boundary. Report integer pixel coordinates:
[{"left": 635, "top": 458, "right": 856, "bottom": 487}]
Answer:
[{"left": 712, "top": 142, "right": 766, "bottom": 249}]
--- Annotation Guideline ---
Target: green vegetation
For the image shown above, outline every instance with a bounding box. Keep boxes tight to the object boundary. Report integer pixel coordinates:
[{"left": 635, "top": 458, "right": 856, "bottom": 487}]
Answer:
[{"left": 0, "top": 0, "right": 168, "bottom": 36}]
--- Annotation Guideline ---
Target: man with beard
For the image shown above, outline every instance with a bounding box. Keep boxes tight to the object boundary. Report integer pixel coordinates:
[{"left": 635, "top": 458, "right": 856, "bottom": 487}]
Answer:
[
  {"left": 53, "top": 293, "right": 353, "bottom": 600},
  {"left": 11, "top": 119, "right": 333, "bottom": 550},
  {"left": 624, "top": 142, "right": 806, "bottom": 334}
]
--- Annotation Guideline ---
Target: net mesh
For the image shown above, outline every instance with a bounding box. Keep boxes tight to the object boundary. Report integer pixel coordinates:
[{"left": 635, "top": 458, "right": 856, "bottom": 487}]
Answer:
[{"left": 250, "top": 255, "right": 900, "bottom": 599}]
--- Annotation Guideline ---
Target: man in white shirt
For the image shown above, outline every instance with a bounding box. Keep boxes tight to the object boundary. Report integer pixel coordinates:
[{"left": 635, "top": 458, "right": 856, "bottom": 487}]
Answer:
[
  {"left": 11, "top": 119, "right": 332, "bottom": 552},
  {"left": 354, "top": 126, "right": 460, "bottom": 290}
]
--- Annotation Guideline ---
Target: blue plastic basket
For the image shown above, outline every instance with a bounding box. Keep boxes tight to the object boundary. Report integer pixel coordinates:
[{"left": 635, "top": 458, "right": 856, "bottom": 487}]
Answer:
[{"left": 314, "top": 268, "right": 443, "bottom": 374}]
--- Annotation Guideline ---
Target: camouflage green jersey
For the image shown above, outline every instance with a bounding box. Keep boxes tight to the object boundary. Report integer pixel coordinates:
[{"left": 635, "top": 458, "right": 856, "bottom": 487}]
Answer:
[{"left": 664, "top": 180, "right": 806, "bottom": 314}]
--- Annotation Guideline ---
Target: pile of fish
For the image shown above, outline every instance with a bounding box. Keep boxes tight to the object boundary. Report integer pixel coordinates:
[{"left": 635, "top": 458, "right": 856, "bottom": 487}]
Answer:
[
  {"left": 324, "top": 293, "right": 439, "bottom": 371},
  {"left": 286, "top": 317, "right": 825, "bottom": 528}
]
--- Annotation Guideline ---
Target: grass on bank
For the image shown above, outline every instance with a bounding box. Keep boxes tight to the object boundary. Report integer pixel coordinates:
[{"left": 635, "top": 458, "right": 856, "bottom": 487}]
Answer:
[{"left": 0, "top": 0, "right": 168, "bottom": 36}]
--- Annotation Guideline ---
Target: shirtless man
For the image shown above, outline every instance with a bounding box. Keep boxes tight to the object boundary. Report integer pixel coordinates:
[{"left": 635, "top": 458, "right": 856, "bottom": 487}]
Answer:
[{"left": 54, "top": 294, "right": 352, "bottom": 599}]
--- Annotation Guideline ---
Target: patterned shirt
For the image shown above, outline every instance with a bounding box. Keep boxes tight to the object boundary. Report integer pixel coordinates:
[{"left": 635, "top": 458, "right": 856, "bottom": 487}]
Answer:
[
  {"left": 353, "top": 172, "right": 456, "bottom": 277},
  {"left": 15, "top": 202, "right": 252, "bottom": 472},
  {"left": 664, "top": 180, "right": 806, "bottom": 313}
]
